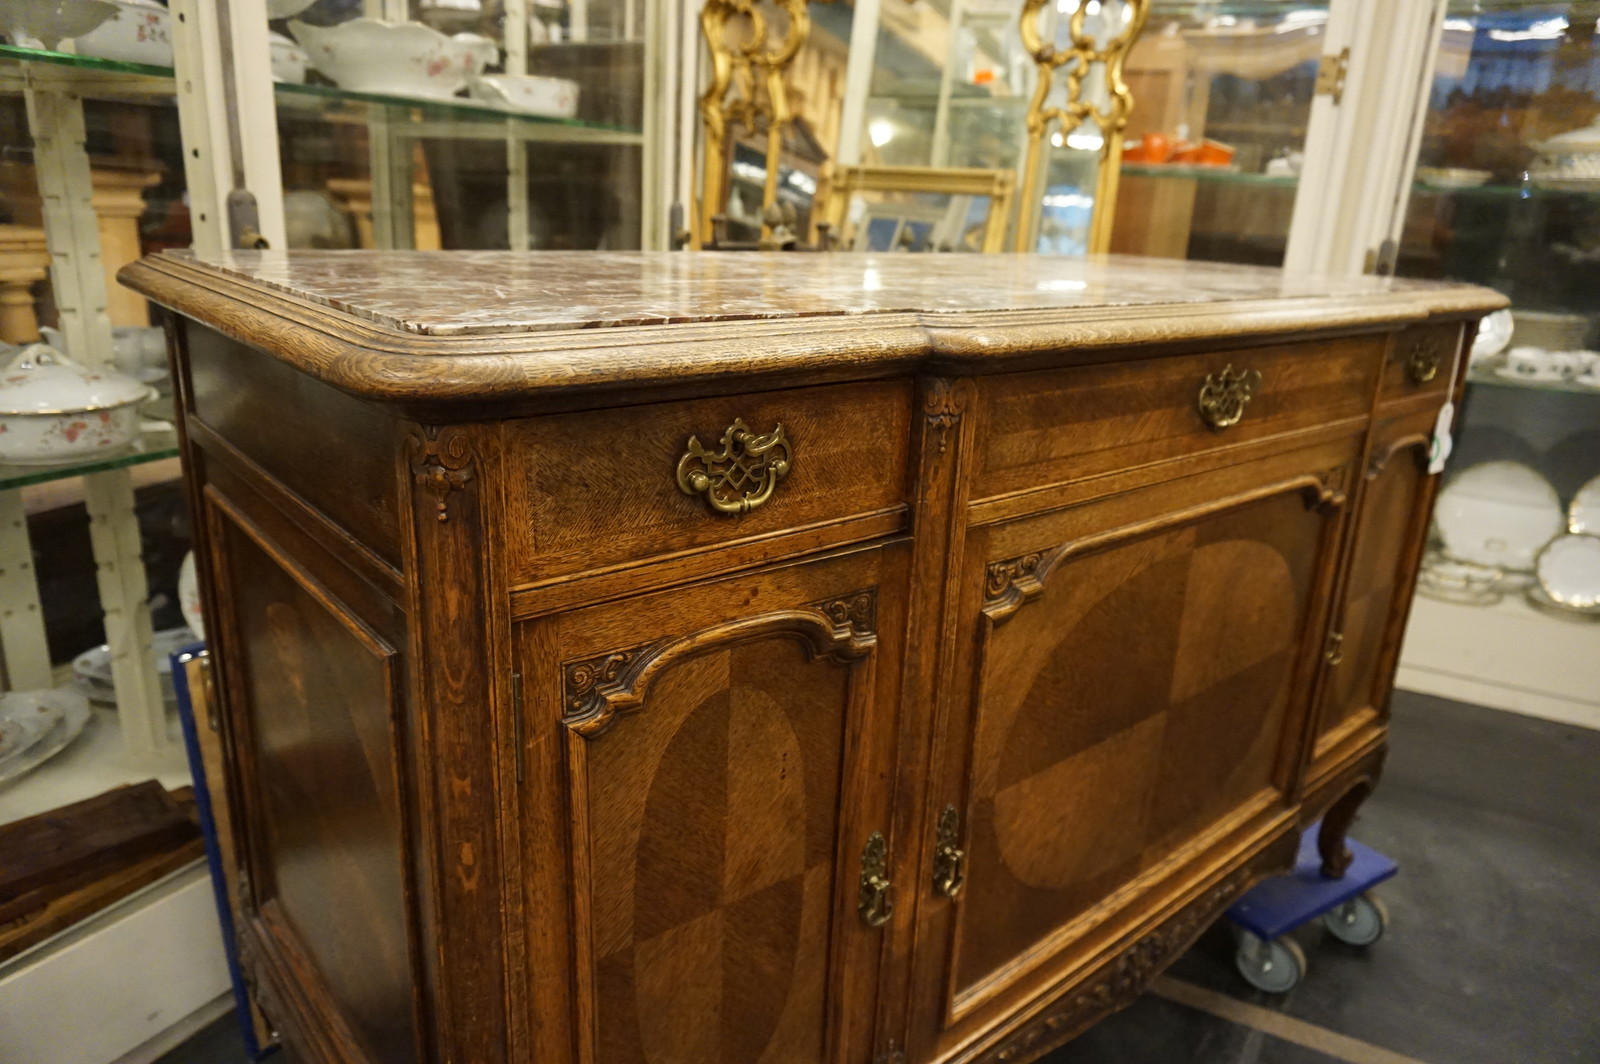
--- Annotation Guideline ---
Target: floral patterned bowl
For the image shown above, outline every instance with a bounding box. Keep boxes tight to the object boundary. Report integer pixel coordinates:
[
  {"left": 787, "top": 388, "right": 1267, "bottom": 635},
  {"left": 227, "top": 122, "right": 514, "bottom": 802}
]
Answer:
[
  {"left": 0, "top": 344, "right": 152, "bottom": 465},
  {"left": 75, "top": 0, "right": 171, "bottom": 66},
  {"left": 289, "top": 18, "right": 498, "bottom": 100}
]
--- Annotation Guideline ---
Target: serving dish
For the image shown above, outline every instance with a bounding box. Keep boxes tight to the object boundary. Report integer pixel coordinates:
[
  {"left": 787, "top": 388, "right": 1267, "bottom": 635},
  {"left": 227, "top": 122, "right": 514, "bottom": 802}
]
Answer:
[
  {"left": 0, "top": 0, "right": 115, "bottom": 50},
  {"left": 1417, "top": 166, "right": 1493, "bottom": 189},
  {"left": 1536, "top": 533, "right": 1600, "bottom": 609},
  {"left": 1569, "top": 475, "right": 1600, "bottom": 535},
  {"left": 0, "top": 344, "right": 152, "bottom": 465},
  {"left": 471, "top": 73, "right": 580, "bottom": 119},
  {"left": 0, "top": 688, "right": 91, "bottom": 787},
  {"left": 289, "top": 18, "right": 497, "bottom": 100},
  {"left": 71, "top": 625, "right": 196, "bottom": 702},
  {"left": 1434, "top": 460, "right": 1564, "bottom": 572},
  {"left": 1416, "top": 551, "right": 1502, "bottom": 605},
  {"left": 75, "top": 0, "right": 171, "bottom": 66},
  {"left": 1531, "top": 117, "right": 1600, "bottom": 189}
]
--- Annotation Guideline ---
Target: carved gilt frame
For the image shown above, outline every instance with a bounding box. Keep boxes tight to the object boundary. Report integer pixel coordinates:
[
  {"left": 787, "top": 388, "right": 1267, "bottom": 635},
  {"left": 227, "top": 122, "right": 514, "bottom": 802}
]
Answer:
[{"left": 815, "top": 164, "right": 1017, "bottom": 254}]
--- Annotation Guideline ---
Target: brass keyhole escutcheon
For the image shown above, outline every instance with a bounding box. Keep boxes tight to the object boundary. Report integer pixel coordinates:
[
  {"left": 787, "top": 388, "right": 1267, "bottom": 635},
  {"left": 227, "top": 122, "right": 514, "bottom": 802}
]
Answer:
[
  {"left": 859, "top": 831, "right": 894, "bottom": 927},
  {"left": 676, "top": 418, "right": 792, "bottom": 514},
  {"left": 932, "top": 805, "right": 966, "bottom": 899},
  {"left": 1197, "top": 365, "right": 1263, "bottom": 430},
  {"left": 1405, "top": 337, "right": 1441, "bottom": 384}
]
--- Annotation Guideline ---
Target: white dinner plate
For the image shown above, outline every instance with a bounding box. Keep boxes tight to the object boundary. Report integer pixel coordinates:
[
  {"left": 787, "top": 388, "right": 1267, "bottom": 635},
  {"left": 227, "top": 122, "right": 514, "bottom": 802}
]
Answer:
[
  {"left": 0, "top": 688, "right": 91, "bottom": 785},
  {"left": 1434, "top": 461, "right": 1565, "bottom": 572},
  {"left": 1570, "top": 475, "right": 1600, "bottom": 534},
  {"left": 71, "top": 625, "right": 196, "bottom": 698},
  {"left": 1470, "top": 308, "right": 1514, "bottom": 363},
  {"left": 1536, "top": 533, "right": 1600, "bottom": 609},
  {"left": 178, "top": 551, "right": 205, "bottom": 641}
]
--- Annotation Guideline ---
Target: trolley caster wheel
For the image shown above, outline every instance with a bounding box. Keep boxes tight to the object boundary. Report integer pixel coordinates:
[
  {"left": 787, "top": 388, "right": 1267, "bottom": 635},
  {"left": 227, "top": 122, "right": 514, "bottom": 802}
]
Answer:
[
  {"left": 1234, "top": 932, "right": 1306, "bottom": 994},
  {"left": 1323, "top": 892, "right": 1388, "bottom": 947}
]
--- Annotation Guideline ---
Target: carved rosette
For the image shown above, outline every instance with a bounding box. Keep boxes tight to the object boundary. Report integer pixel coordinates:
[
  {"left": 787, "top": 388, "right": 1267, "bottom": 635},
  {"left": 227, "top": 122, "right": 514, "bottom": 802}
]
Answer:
[
  {"left": 923, "top": 379, "right": 964, "bottom": 454},
  {"left": 563, "top": 589, "right": 878, "bottom": 738},
  {"left": 975, "top": 870, "right": 1251, "bottom": 1064},
  {"left": 407, "top": 426, "right": 475, "bottom": 523}
]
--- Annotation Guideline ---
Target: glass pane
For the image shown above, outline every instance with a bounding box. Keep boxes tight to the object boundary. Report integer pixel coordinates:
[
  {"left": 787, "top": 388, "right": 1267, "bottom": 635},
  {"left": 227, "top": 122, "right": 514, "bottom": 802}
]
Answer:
[
  {"left": 1108, "top": 0, "right": 1331, "bottom": 265},
  {"left": 273, "top": 2, "right": 644, "bottom": 249},
  {"left": 1398, "top": 2, "right": 1600, "bottom": 616}
]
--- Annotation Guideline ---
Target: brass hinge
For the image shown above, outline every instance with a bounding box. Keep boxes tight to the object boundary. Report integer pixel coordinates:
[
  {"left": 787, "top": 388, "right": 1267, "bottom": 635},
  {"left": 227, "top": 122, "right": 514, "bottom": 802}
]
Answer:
[
  {"left": 511, "top": 671, "right": 526, "bottom": 784},
  {"left": 1315, "top": 47, "right": 1350, "bottom": 105},
  {"left": 858, "top": 832, "right": 894, "bottom": 927},
  {"left": 1325, "top": 631, "right": 1345, "bottom": 667},
  {"left": 932, "top": 805, "right": 966, "bottom": 899}
]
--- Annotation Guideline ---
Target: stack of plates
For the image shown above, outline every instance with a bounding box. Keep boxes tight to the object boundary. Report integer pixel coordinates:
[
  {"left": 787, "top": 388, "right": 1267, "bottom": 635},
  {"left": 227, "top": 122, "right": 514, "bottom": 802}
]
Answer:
[
  {"left": 0, "top": 688, "right": 92, "bottom": 787},
  {"left": 71, "top": 626, "right": 197, "bottom": 704}
]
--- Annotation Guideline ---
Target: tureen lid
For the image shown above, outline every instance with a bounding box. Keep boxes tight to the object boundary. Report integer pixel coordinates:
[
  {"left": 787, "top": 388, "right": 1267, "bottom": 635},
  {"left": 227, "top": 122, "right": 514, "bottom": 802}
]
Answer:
[
  {"left": 0, "top": 344, "right": 151, "bottom": 415},
  {"left": 1539, "top": 117, "right": 1600, "bottom": 154}
]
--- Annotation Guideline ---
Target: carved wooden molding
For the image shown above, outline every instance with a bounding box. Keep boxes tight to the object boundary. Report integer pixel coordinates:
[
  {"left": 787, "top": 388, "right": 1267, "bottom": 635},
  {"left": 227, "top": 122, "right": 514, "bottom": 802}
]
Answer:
[
  {"left": 923, "top": 379, "right": 964, "bottom": 454},
  {"left": 563, "top": 588, "right": 877, "bottom": 737},
  {"left": 982, "top": 473, "right": 1346, "bottom": 627},
  {"left": 973, "top": 868, "right": 1252, "bottom": 1064},
  {"left": 407, "top": 425, "right": 474, "bottom": 524}
]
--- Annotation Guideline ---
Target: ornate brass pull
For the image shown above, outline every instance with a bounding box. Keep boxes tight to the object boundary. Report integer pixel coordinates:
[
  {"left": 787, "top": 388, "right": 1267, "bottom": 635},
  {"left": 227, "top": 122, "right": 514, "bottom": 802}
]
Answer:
[
  {"left": 1196, "top": 365, "right": 1262, "bottom": 430},
  {"left": 932, "top": 805, "right": 965, "bottom": 899},
  {"left": 676, "top": 418, "right": 792, "bottom": 514},
  {"left": 858, "top": 831, "right": 894, "bottom": 927},
  {"left": 1404, "top": 336, "right": 1440, "bottom": 384},
  {"left": 1325, "top": 630, "right": 1345, "bottom": 666}
]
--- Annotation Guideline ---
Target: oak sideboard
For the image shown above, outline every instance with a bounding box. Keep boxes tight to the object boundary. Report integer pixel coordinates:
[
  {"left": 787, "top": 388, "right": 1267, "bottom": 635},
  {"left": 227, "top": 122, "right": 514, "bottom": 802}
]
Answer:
[{"left": 121, "top": 250, "right": 1503, "bottom": 1064}]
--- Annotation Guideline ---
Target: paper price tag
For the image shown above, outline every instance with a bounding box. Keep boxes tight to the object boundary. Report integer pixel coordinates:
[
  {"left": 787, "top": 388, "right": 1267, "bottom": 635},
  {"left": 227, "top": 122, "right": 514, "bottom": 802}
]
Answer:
[{"left": 1428, "top": 400, "right": 1454, "bottom": 475}]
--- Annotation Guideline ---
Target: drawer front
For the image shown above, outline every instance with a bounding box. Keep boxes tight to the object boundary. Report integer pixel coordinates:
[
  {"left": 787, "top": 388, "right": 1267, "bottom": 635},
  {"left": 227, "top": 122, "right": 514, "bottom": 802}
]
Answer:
[
  {"left": 973, "top": 335, "right": 1383, "bottom": 501},
  {"left": 1379, "top": 323, "right": 1462, "bottom": 407},
  {"left": 506, "top": 380, "right": 913, "bottom": 585}
]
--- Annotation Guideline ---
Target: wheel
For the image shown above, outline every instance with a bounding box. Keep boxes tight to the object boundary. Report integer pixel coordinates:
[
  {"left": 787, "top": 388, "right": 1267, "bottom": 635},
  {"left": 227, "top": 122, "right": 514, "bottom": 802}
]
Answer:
[
  {"left": 1323, "top": 892, "right": 1388, "bottom": 947},
  {"left": 1234, "top": 932, "right": 1306, "bottom": 993}
]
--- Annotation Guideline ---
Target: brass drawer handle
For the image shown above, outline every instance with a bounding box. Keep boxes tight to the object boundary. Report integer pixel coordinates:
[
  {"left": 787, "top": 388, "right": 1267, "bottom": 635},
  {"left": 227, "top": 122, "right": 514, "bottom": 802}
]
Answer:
[
  {"left": 932, "top": 805, "right": 966, "bottom": 899},
  {"left": 1404, "top": 336, "right": 1441, "bottom": 384},
  {"left": 1325, "top": 630, "right": 1344, "bottom": 666},
  {"left": 1197, "top": 365, "right": 1262, "bottom": 430},
  {"left": 859, "top": 831, "right": 894, "bottom": 927},
  {"left": 676, "top": 418, "right": 792, "bottom": 514}
]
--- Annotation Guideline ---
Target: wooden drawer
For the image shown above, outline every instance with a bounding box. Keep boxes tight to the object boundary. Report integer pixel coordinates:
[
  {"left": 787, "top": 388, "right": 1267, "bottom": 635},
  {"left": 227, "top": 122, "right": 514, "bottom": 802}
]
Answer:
[
  {"left": 505, "top": 379, "right": 913, "bottom": 585},
  {"left": 1379, "top": 323, "right": 1462, "bottom": 407},
  {"left": 972, "top": 335, "right": 1384, "bottom": 502}
]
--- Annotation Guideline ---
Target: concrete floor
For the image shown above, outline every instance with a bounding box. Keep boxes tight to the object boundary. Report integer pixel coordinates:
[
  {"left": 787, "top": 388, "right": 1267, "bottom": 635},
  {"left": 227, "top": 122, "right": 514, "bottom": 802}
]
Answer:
[{"left": 159, "top": 691, "right": 1600, "bottom": 1064}]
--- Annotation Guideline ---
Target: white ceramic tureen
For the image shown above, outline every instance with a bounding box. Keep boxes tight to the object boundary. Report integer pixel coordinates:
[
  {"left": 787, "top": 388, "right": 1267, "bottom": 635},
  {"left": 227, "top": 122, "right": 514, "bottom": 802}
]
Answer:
[
  {"left": 1532, "top": 118, "right": 1600, "bottom": 189},
  {"left": 0, "top": 344, "right": 151, "bottom": 465},
  {"left": 289, "top": 18, "right": 498, "bottom": 100},
  {"left": 75, "top": 0, "right": 172, "bottom": 66}
]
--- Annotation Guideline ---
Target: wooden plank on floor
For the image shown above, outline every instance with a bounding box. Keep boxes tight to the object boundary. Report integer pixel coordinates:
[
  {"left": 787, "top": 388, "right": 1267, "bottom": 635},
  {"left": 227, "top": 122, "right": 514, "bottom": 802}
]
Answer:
[{"left": 1151, "top": 976, "right": 1435, "bottom": 1064}]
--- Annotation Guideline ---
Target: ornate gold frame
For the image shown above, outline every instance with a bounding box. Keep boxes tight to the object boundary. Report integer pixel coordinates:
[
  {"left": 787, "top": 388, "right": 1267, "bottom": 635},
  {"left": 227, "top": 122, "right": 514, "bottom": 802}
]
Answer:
[
  {"left": 1014, "top": 0, "right": 1151, "bottom": 253},
  {"left": 814, "top": 165, "right": 1017, "bottom": 253},
  {"left": 696, "top": 0, "right": 813, "bottom": 248}
]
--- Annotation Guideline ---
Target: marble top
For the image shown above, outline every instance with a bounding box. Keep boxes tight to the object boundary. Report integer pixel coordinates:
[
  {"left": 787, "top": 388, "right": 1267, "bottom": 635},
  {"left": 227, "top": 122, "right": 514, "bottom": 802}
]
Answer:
[{"left": 167, "top": 250, "right": 1485, "bottom": 338}]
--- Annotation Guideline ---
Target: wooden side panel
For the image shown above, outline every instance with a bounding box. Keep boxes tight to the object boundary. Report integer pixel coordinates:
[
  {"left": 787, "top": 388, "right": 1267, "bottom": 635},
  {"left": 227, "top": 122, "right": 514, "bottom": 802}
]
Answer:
[
  {"left": 973, "top": 336, "right": 1382, "bottom": 501},
  {"left": 503, "top": 380, "right": 913, "bottom": 585},
  {"left": 517, "top": 546, "right": 907, "bottom": 1064},
  {"left": 184, "top": 322, "right": 401, "bottom": 567},
  {"left": 204, "top": 493, "right": 420, "bottom": 1064}
]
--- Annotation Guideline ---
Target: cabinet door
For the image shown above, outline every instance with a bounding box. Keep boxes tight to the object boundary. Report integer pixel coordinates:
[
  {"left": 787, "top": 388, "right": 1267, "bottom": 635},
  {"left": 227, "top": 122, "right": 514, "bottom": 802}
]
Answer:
[
  {"left": 914, "top": 443, "right": 1352, "bottom": 1059},
  {"left": 1313, "top": 407, "right": 1438, "bottom": 760},
  {"left": 515, "top": 544, "right": 908, "bottom": 1064}
]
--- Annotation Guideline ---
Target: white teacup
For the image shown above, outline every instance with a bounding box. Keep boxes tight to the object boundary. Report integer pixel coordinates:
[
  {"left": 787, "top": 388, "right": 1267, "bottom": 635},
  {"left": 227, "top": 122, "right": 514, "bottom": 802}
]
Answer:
[{"left": 1505, "top": 346, "right": 1563, "bottom": 380}]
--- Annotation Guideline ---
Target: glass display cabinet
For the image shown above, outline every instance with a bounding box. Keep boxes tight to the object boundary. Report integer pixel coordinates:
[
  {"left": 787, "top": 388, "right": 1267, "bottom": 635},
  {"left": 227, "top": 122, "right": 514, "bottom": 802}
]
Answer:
[{"left": 1393, "top": 1, "right": 1600, "bottom": 727}]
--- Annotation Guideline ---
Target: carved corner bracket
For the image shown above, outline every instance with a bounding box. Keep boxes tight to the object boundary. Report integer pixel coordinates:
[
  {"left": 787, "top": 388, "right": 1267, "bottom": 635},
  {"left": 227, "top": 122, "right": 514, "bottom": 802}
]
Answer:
[
  {"left": 407, "top": 426, "right": 475, "bottom": 524},
  {"left": 983, "top": 547, "right": 1065, "bottom": 626},
  {"left": 563, "top": 588, "right": 878, "bottom": 737}
]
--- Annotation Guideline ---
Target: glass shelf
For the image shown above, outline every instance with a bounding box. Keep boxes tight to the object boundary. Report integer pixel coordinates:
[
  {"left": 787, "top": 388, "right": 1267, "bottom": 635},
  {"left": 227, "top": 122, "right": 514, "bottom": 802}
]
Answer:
[
  {"left": 0, "top": 43, "right": 641, "bottom": 141},
  {"left": 1468, "top": 368, "right": 1600, "bottom": 398},
  {"left": 1119, "top": 162, "right": 1600, "bottom": 201},
  {"left": 0, "top": 425, "right": 179, "bottom": 493}
]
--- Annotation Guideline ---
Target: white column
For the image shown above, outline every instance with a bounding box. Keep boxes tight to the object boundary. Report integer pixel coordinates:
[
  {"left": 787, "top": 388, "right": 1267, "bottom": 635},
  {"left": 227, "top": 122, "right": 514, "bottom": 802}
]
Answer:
[{"left": 836, "top": 0, "right": 883, "bottom": 168}]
